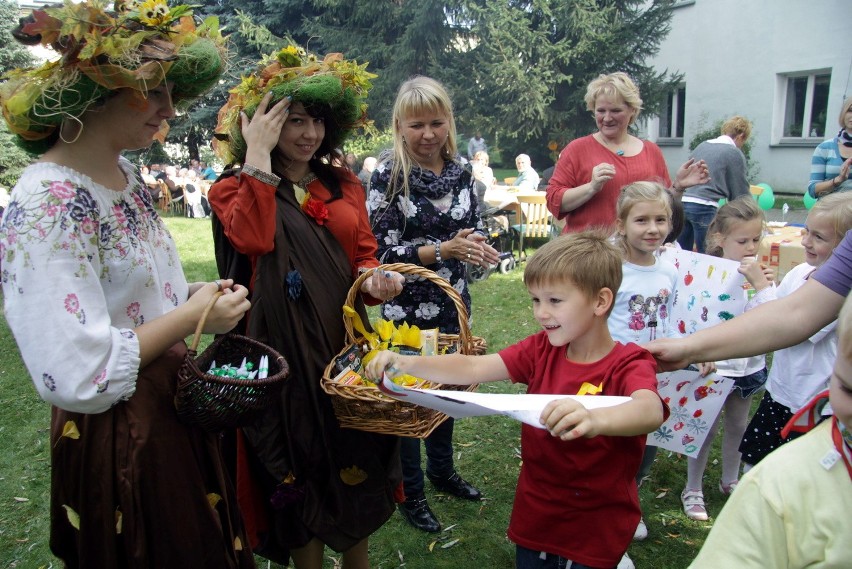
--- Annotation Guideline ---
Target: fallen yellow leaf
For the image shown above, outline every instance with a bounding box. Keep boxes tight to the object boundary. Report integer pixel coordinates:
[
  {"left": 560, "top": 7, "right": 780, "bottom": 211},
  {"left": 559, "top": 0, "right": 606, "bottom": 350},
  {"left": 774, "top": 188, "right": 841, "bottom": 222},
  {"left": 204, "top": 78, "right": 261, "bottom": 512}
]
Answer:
[
  {"left": 207, "top": 493, "right": 222, "bottom": 508},
  {"left": 429, "top": 541, "right": 436, "bottom": 552},
  {"left": 63, "top": 505, "right": 80, "bottom": 530},
  {"left": 61, "top": 420, "right": 80, "bottom": 440},
  {"left": 339, "top": 465, "right": 367, "bottom": 485},
  {"left": 54, "top": 420, "right": 81, "bottom": 448},
  {"left": 234, "top": 536, "right": 243, "bottom": 551},
  {"left": 115, "top": 509, "right": 123, "bottom": 534}
]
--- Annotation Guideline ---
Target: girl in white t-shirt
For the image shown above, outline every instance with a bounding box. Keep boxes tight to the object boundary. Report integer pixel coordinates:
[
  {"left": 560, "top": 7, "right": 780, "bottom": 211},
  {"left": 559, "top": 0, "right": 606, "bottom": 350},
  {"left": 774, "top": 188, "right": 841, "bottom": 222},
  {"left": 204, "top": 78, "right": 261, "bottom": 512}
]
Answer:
[
  {"left": 681, "top": 196, "right": 776, "bottom": 521},
  {"left": 739, "top": 192, "right": 852, "bottom": 470}
]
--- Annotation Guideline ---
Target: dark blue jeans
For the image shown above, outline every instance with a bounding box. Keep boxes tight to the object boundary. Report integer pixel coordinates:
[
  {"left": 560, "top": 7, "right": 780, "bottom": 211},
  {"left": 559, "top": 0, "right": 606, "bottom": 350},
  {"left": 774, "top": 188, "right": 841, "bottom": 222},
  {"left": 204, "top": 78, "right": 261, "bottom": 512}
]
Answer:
[
  {"left": 400, "top": 418, "right": 455, "bottom": 498},
  {"left": 515, "top": 545, "right": 610, "bottom": 569},
  {"left": 678, "top": 202, "right": 718, "bottom": 253}
]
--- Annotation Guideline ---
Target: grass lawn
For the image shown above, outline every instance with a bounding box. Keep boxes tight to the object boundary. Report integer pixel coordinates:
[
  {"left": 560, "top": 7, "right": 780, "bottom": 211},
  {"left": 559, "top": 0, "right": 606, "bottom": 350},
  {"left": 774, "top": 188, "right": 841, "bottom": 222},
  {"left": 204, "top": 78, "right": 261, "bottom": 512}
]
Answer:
[{"left": 2, "top": 214, "right": 750, "bottom": 568}]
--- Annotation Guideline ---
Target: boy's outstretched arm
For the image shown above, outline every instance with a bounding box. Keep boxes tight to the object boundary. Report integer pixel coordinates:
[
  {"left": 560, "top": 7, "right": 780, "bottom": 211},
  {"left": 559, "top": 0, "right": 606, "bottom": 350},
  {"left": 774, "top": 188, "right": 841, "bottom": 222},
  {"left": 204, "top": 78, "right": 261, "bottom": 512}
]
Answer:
[
  {"left": 540, "top": 389, "right": 664, "bottom": 441},
  {"left": 365, "top": 351, "right": 509, "bottom": 386}
]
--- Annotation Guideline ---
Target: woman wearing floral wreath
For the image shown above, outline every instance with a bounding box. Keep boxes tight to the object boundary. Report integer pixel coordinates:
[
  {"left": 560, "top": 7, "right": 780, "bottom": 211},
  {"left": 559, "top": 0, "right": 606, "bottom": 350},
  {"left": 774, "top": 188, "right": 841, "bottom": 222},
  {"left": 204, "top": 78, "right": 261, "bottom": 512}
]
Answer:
[
  {"left": 367, "top": 76, "right": 500, "bottom": 533},
  {"left": 208, "top": 47, "right": 405, "bottom": 569},
  {"left": 0, "top": 1, "right": 253, "bottom": 567}
]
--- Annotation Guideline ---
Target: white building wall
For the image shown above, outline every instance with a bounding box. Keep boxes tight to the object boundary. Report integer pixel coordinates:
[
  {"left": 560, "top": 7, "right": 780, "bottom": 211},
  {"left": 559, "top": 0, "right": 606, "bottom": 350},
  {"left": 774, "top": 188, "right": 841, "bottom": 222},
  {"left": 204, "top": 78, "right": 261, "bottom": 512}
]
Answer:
[{"left": 647, "top": 0, "right": 852, "bottom": 193}]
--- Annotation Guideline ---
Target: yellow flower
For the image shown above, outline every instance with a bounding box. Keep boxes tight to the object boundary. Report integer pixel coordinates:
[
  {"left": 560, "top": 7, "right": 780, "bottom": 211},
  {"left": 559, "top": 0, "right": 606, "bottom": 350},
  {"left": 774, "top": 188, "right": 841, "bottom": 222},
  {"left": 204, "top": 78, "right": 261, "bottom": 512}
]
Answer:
[
  {"left": 392, "top": 322, "right": 421, "bottom": 348},
  {"left": 276, "top": 45, "right": 304, "bottom": 68},
  {"left": 374, "top": 319, "right": 395, "bottom": 342},
  {"left": 138, "top": 0, "right": 169, "bottom": 26}
]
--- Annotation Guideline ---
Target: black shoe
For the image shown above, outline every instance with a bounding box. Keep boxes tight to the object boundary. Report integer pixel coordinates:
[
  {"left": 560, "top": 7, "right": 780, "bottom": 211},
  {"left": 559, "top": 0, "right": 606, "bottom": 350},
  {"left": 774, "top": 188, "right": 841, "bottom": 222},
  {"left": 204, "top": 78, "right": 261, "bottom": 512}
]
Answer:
[
  {"left": 398, "top": 494, "right": 441, "bottom": 533},
  {"left": 428, "top": 471, "right": 482, "bottom": 501}
]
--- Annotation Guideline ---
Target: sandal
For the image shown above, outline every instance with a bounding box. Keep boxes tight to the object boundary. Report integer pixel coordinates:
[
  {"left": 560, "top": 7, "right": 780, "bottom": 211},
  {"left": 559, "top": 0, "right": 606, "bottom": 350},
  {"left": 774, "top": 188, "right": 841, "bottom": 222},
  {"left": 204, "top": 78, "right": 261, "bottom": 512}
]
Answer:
[
  {"left": 681, "top": 488, "right": 708, "bottom": 521},
  {"left": 719, "top": 479, "right": 739, "bottom": 496}
]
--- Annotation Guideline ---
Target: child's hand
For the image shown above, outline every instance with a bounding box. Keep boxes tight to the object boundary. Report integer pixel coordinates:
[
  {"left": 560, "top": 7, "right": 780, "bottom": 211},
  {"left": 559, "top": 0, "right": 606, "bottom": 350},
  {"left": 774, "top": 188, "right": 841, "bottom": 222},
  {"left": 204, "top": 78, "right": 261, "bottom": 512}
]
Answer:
[
  {"left": 738, "top": 256, "right": 772, "bottom": 291},
  {"left": 696, "top": 361, "right": 716, "bottom": 376},
  {"left": 540, "top": 398, "right": 599, "bottom": 440},
  {"left": 364, "top": 350, "right": 402, "bottom": 382}
]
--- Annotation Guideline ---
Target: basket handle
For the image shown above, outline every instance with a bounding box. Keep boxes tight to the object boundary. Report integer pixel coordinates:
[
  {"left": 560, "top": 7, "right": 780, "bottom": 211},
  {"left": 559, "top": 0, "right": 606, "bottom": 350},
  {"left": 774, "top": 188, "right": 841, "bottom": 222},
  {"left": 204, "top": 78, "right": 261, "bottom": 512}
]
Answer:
[
  {"left": 189, "top": 291, "right": 224, "bottom": 352},
  {"left": 343, "top": 263, "right": 474, "bottom": 354}
]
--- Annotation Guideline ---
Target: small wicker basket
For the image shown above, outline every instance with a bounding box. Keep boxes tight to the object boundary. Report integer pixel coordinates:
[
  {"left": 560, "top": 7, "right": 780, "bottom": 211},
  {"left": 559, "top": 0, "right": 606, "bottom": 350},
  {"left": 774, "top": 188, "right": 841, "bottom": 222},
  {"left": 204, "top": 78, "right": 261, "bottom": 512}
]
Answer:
[
  {"left": 321, "top": 263, "right": 486, "bottom": 438},
  {"left": 175, "top": 292, "right": 289, "bottom": 432}
]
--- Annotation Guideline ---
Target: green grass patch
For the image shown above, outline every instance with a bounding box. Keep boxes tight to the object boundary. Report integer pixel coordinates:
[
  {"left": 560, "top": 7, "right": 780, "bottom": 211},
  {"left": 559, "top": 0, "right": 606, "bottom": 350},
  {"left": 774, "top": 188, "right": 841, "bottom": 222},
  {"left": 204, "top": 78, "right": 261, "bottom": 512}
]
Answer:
[{"left": 2, "top": 217, "right": 746, "bottom": 568}]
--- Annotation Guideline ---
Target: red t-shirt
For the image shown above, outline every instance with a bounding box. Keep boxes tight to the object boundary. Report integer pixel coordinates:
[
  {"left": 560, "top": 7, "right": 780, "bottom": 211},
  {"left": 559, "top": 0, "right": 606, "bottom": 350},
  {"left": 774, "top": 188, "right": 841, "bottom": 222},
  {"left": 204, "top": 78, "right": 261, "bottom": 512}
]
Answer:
[
  {"left": 499, "top": 334, "right": 662, "bottom": 567},
  {"left": 546, "top": 135, "right": 672, "bottom": 233}
]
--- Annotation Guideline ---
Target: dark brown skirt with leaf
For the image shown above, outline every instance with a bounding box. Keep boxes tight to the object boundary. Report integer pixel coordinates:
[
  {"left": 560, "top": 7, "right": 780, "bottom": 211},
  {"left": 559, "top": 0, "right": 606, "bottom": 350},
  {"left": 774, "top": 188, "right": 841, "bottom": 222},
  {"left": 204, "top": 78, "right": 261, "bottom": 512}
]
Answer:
[
  {"left": 213, "top": 180, "right": 401, "bottom": 564},
  {"left": 49, "top": 342, "right": 255, "bottom": 569}
]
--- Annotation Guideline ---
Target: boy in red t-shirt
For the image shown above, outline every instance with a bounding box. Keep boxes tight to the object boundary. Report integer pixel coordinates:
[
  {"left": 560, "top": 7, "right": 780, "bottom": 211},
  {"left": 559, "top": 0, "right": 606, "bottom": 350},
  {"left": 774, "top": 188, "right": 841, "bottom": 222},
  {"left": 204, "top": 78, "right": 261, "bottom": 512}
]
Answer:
[{"left": 366, "top": 231, "right": 667, "bottom": 569}]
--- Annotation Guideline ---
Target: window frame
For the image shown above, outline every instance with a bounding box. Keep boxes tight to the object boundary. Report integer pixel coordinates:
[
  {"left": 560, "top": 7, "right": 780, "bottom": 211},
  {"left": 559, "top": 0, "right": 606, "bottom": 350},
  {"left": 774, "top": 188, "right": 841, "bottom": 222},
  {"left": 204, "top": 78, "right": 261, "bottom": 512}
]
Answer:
[
  {"left": 654, "top": 84, "right": 687, "bottom": 147},
  {"left": 774, "top": 70, "right": 831, "bottom": 146}
]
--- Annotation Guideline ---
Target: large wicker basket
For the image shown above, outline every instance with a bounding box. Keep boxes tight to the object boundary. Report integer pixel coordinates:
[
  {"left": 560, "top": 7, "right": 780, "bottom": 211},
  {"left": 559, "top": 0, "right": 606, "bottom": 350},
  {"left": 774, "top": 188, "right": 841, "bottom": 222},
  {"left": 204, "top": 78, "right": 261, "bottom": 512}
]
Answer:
[
  {"left": 175, "top": 292, "right": 289, "bottom": 432},
  {"left": 321, "top": 263, "right": 486, "bottom": 438}
]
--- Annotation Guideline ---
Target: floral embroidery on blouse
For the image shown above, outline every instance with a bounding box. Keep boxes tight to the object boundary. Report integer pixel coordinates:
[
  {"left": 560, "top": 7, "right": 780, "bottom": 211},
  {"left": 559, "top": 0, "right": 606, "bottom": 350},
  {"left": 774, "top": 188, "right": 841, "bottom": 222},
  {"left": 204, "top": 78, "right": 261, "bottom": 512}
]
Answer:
[
  {"left": 64, "top": 293, "right": 86, "bottom": 324},
  {"left": 0, "top": 160, "right": 187, "bottom": 413}
]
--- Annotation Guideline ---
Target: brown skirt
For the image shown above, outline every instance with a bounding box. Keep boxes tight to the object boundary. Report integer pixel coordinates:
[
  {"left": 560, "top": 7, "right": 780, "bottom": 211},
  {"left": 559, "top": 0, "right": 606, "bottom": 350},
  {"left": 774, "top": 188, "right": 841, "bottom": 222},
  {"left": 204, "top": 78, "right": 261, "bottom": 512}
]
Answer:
[{"left": 48, "top": 342, "right": 255, "bottom": 569}]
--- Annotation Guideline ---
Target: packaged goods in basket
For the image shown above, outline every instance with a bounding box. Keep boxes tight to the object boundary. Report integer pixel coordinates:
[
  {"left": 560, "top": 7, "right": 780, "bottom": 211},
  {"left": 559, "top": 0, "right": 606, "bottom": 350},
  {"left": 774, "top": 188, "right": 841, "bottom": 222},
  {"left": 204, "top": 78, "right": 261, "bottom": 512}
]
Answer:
[
  {"left": 175, "top": 292, "right": 288, "bottom": 432},
  {"left": 321, "top": 262, "right": 486, "bottom": 438}
]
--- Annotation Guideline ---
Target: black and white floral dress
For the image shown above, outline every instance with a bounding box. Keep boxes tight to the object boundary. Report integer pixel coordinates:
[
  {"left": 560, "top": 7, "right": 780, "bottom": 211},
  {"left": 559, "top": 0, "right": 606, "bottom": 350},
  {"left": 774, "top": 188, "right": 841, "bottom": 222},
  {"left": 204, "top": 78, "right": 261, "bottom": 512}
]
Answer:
[{"left": 367, "top": 158, "right": 485, "bottom": 334}]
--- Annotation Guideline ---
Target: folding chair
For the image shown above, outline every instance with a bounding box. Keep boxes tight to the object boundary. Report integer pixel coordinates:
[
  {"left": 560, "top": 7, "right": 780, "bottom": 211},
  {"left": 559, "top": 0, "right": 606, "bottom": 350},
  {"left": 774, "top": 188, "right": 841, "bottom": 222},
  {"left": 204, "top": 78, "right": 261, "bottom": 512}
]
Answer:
[{"left": 510, "top": 193, "right": 553, "bottom": 261}]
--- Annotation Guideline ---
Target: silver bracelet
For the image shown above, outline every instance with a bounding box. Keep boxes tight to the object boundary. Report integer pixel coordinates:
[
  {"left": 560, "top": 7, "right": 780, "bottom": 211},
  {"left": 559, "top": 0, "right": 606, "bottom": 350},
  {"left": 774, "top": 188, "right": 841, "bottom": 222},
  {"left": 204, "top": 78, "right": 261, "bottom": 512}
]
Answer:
[
  {"left": 241, "top": 164, "right": 281, "bottom": 187},
  {"left": 434, "top": 241, "right": 442, "bottom": 264}
]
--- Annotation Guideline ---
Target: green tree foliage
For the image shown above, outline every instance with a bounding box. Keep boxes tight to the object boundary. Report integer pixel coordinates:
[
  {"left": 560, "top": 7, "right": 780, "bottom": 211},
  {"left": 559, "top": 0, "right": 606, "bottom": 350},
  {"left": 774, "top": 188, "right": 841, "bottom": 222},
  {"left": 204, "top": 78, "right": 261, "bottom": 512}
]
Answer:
[
  {"left": 462, "top": 0, "right": 681, "bottom": 167},
  {"left": 121, "top": 0, "right": 680, "bottom": 168},
  {"left": 0, "top": 0, "right": 36, "bottom": 186}
]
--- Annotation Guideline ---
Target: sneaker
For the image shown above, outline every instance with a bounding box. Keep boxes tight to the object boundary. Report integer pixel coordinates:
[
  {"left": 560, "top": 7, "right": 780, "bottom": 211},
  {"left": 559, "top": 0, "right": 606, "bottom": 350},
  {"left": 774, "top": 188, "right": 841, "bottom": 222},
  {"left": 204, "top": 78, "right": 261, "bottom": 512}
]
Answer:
[
  {"left": 617, "top": 552, "right": 635, "bottom": 569},
  {"left": 681, "top": 488, "right": 709, "bottom": 521},
  {"left": 633, "top": 517, "right": 648, "bottom": 541},
  {"left": 719, "top": 479, "right": 739, "bottom": 496}
]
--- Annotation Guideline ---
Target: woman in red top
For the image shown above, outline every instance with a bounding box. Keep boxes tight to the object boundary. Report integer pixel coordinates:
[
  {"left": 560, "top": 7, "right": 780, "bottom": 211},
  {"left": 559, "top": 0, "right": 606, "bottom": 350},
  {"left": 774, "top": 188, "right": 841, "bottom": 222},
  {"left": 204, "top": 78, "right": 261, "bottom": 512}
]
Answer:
[
  {"left": 546, "top": 72, "right": 709, "bottom": 234},
  {"left": 208, "top": 47, "right": 404, "bottom": 569}
]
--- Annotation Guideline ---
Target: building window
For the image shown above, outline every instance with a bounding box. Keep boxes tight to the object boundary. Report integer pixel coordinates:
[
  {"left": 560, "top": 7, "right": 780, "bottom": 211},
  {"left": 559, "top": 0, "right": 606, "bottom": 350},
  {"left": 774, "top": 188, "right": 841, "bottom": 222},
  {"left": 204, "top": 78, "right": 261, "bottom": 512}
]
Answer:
[
  {"left": 659, "top": 85, "right": 686, "bottom": 140},
  {"left": 782, "top": 72, "right": 830, "bottom": 138}
]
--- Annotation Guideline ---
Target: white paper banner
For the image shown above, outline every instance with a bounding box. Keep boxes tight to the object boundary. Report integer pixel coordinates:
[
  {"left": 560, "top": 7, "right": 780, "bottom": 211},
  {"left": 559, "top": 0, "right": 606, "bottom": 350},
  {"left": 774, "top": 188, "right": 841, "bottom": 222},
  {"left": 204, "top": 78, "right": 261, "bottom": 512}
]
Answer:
[
  {"left": 648, "top": 369, "right": 736, "bottom": 457},
  {"left": 379, "top": 374, "right": 630, "bottom": 429}
]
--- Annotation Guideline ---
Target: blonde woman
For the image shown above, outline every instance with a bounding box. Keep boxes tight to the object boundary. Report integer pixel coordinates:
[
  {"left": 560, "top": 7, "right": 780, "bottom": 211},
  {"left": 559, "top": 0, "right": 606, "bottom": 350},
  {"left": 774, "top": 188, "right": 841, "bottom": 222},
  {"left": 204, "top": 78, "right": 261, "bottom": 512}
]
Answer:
[
  {"left": 367, "top": 76, "right": 499, "bottom": 533},
  {"left": 546, "top": 72, "right": 708, "bottom": 233}
]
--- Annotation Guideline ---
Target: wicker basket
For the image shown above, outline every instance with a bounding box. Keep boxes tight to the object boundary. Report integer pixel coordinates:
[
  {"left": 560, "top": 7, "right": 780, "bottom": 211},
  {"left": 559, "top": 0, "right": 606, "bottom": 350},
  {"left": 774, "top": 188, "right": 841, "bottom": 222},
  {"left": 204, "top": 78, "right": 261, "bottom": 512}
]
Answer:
[
  {"left": 175, "top": 292, "right": 289, "bottom": 432},
  {"left": 321, "top": 263, "right": 486, "bottom": 438}
]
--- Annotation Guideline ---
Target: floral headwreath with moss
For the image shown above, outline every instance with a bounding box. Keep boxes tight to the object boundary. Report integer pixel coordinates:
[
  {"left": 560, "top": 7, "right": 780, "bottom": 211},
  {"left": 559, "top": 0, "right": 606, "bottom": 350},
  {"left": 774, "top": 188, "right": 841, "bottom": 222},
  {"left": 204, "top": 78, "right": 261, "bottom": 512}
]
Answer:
[
  {"left": 213, "top": 45, "right": 376, "bottom": 166},
  {"left": 0, "top": 0, "right": 227, "bottom": 154}
]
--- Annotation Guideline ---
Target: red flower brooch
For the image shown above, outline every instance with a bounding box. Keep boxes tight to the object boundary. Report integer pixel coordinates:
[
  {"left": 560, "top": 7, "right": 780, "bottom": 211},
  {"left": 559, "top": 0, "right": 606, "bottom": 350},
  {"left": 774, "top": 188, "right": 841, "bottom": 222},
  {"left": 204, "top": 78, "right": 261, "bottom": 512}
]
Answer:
[{"left": 302, "top": 195, "right": 329, "bottom": 225}]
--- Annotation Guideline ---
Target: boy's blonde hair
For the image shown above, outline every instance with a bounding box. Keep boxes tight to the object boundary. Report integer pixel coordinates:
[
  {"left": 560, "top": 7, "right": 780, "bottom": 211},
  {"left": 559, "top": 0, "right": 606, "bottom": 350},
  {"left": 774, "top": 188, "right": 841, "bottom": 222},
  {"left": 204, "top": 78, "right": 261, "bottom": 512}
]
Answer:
[
  {"left": 524, "top": 230, "right": 622, "bottom": 316},
  {"left": 584, "top": 72, "right": 643, "bottom": 125},
  {"left": 809, "top": 192, "right": 852, "bottom": 243},
  {"left": 614, "top": 181, "right": 672, "bottom": 256},
  {"left": 705, "top": 196, "right": 765, "bottom": 257}
]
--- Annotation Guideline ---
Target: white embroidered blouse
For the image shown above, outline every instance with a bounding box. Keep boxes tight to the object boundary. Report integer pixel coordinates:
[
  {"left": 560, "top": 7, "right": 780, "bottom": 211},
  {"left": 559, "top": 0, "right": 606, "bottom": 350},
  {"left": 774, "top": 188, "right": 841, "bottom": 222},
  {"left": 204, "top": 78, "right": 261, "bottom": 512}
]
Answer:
[{"left": 0, "top": 159, "right": 188, "bottom": 413}]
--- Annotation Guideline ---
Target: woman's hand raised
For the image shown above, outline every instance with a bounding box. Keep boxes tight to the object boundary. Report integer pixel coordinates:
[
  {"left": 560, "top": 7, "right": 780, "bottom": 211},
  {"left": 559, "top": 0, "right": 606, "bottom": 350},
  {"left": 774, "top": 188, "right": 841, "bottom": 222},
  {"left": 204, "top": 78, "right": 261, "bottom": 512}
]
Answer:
[{"left": 241, "top": 92, "right": 291, "bottom": 168}]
